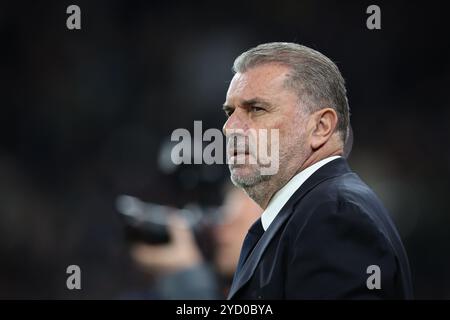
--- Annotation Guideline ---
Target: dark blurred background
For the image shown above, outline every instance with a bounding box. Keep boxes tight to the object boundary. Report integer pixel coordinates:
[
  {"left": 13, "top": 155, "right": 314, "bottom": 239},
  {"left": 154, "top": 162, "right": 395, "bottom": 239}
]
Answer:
[{"left": 0, "top": 0, "right": 449, "bottom": 299}]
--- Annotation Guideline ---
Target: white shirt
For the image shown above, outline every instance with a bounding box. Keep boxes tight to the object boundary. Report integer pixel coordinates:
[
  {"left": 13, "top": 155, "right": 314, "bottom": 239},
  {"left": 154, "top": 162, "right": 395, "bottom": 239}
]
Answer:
[{"left": 261, "top": 156, "right": 341, "bottom": 231}]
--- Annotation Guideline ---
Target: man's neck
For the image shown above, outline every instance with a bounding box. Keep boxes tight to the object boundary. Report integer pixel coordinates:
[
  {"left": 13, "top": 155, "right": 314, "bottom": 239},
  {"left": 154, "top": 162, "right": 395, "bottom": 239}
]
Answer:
[
  {"left": 244, "top": 178, "right": 285, "bottom": 209},
  {"left": 247, "top": 149, "right": 344, "bottom": 209},
  {"left": 294, "top": 149, "right": 343, "bottom": 177}
]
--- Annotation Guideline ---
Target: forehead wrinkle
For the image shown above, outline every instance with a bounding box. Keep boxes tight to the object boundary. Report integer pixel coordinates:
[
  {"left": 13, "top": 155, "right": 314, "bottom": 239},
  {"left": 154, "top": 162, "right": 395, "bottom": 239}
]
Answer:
[{"left": 227, "top": 66, "right": 291, "bottom": 107}]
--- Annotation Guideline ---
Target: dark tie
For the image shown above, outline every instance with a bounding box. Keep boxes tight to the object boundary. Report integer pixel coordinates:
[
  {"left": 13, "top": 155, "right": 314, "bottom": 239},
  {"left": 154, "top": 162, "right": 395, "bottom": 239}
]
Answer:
[{"left": 234, "top": 218, "right": 265, "bottom": 277}]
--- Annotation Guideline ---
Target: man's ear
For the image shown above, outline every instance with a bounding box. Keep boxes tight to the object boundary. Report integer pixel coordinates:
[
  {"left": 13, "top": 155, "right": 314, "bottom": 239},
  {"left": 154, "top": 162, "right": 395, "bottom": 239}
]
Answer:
[{"left": 310, "top": 108, "right": 338, "bottom": 150}]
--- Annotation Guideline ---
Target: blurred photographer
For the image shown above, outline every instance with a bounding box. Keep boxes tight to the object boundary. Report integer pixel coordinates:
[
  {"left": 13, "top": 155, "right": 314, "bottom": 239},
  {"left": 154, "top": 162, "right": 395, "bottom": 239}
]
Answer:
[{"left": 126, "top": 186, "right": 262, "bottom": 299}]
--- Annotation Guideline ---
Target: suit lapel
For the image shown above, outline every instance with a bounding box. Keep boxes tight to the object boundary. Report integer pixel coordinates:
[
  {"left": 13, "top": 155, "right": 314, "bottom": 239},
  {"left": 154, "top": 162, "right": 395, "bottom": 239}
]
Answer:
[{"left": 227, "top": 158, "right": 351, "bottom": 299}]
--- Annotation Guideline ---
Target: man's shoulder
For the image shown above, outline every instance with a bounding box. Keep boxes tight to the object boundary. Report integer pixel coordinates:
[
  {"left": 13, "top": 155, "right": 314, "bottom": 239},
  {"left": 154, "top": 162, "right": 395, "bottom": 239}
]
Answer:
[
  {"left": 289, "top": 170, "right": 394, "bottom": 236},
  {"left": 306, "top": 169, "right": 385, "bottom": 213}
]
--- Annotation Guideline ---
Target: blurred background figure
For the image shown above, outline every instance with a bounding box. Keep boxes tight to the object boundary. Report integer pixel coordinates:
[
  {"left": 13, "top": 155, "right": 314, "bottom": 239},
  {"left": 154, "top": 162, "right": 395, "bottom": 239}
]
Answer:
[
  {"left": 124, "top": 185, "right": 262, "bottom": 299},
  {"left": 214, "top": 186, "right": 262, "bottom": 285}
]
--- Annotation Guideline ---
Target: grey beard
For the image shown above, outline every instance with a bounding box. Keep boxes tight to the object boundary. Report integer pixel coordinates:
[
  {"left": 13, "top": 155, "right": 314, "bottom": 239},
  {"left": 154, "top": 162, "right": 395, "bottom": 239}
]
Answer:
[
  {"left": 229, "top": 164, "right": 271, "bottom": 187},
  {"left": 228, "top": 156, "right": 300, "bottom": 208},
  {"left": 229, "top": 164, "right": 272, "bottom": 206}
]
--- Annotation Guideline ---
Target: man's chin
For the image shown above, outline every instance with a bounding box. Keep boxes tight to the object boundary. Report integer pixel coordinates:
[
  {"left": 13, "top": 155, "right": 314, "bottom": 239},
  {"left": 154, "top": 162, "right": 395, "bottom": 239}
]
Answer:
[{"left": 229, "top": 166, "right": 267, "bottom": 188}]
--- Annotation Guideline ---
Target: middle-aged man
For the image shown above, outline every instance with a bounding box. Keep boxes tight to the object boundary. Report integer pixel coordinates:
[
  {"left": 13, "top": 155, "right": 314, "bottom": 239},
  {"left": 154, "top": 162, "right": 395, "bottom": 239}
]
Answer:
[{"left": 222, "top": 42, "right": 413, "bottom": 299}]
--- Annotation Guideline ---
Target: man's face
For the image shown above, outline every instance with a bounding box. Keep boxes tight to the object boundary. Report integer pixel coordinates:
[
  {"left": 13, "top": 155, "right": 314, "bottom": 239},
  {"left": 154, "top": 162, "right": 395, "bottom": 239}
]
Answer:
[{"left": 223, "top": 63, "right": 309, "bottom": 189}]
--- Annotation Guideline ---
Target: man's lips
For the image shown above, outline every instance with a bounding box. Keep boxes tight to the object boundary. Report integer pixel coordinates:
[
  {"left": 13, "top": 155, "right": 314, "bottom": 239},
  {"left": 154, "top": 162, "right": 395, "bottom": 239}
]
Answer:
[
  {"left": 228, "top": 150, "right": 250, "bottom": 157},
  {"left": 233, "top": 150, "right": 249, "bottom": 155},
  {"left": 228, "top": 150, "right": 252, "bottom": 166}
]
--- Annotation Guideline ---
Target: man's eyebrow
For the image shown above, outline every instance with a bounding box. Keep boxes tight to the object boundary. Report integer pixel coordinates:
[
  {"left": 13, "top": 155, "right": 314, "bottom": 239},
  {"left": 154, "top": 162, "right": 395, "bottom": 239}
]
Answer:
[
  {"left": 223, "top": 98, "right": 272, "bottom": 111},
  {"left": 222, "top": 98, "right": 272, "bottom": 114},
  {"left": 222, "top": 103, "right": 234, "bottom": 113},
  {"left": 241, "top": 98, "right": 272, "bottom": 108}
]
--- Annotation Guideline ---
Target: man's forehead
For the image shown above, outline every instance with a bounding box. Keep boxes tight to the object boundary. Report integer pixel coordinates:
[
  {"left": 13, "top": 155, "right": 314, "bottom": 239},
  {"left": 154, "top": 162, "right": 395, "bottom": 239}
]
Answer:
[{"left": 226, "top": 64, "right": 290, "bottom": 102}]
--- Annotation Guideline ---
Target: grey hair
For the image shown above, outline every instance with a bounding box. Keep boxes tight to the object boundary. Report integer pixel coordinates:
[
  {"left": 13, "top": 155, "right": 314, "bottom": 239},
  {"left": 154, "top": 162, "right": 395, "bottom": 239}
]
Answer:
[{"left": 232, "top": 42, "right": 350, "bottom": 142}]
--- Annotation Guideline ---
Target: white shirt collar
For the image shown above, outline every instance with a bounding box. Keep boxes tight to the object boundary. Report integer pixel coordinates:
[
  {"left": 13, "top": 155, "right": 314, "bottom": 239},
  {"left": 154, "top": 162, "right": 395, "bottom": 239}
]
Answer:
[{"left": 261, "top": 156, "right": 342, "bottom": 231}]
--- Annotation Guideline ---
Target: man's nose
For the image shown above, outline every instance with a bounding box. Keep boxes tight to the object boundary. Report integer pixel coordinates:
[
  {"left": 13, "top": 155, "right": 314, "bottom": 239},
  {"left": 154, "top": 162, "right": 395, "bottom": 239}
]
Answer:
[{"left": 222, "top": 109, "right": 248, "bottom": 136}]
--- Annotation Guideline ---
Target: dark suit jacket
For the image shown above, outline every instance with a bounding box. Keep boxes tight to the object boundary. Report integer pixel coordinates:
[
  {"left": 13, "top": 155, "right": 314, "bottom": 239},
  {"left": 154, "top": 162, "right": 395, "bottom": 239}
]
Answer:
[{"left": 228, "top": 158, "right": 413, "bottom": 299}]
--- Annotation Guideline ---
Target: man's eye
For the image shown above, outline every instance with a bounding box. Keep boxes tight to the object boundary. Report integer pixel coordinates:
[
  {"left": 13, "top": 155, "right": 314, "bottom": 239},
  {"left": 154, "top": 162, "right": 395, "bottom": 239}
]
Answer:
[
  {"left": 224, "top": 109, "right": 233, "bottom": 117},
  {"left": 250, "top": 106, "right": 264, "bottom": 113}
]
